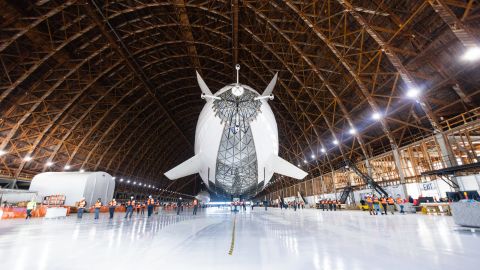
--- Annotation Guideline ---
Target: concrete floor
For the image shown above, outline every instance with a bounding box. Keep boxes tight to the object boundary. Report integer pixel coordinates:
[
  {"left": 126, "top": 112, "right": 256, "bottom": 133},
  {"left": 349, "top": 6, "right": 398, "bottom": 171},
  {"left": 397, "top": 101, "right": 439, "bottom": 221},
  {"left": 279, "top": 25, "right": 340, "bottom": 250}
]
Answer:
[{"left": 0, "top": 207, "right": 478, "bottom": 270}]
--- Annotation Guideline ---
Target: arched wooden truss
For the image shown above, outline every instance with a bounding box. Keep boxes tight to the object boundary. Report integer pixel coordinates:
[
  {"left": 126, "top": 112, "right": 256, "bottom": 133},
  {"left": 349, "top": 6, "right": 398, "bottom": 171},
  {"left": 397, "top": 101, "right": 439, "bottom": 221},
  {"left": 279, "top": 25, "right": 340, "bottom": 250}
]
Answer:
[{"left": 0, "top": 0, "right": 479, "bottom": 196}]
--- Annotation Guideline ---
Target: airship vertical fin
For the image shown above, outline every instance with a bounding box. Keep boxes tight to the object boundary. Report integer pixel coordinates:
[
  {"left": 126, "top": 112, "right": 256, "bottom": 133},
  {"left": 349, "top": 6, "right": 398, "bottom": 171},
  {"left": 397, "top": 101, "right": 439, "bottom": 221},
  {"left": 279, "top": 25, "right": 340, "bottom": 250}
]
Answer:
[
  {"left": 196, "top": 71, "right": 212, "bottom": 96},
  {"left": 269, "top": 155, "right": 307, "bottom": 180},
  {"left": 261, "top": 72, "right": 278, "bottom": 97},
  {"left": 164, "top": 154, "right": 202, "bottom": 180}
]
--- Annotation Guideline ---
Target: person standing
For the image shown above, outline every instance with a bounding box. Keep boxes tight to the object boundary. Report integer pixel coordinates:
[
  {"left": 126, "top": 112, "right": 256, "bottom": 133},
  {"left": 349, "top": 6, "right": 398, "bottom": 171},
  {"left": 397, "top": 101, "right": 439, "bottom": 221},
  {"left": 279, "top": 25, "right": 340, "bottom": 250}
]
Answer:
[
  {"left": 125, "top": 197, "right": 135, "bottom": 219},
  {"left": 396, "top": 195, "right": 405, "bottom": 214},
  {"left": 263, "top": 200, "right": 268, "bottom": 211},
  {"left": 77, "top": 198, "right": 87, "bottom": 218},
  {"left": 94, "top": 199, "right": 102, "bottom": 219},
  {"left": 387, "top": 196, "right": 395, "bottom": 215},
  {"left": 147, "top": 196, "right": 155, "bottom": 217},
  {"left": 366, "top": 196, "right": 374, "bottom": 215},
  {"left": 108, "top": 199, "right": 116, "bottom": 219},
  {"left": 372, "top": 195, "right": 380, "bottom": 215},
  {"left": 26, "top": 197, "right": 36, "bottom": 219},
  {"left": 177, "top": 198, "right": 183, "bottom": 215},
  {"left": 140, "top": 202, "right": 146, "bottom": 216},
  {"left": 192, "top": 198, "right": 198, "bottom": 215},
  {"left": 380, "top": 196, "right": 388, "bottom": 215}
]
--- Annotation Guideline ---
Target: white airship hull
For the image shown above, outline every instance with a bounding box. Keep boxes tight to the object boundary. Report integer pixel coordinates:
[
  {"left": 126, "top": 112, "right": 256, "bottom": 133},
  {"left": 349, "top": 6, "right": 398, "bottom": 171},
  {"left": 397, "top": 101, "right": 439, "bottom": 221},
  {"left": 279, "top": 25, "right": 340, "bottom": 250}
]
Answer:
[{"left": 165, "top": 70, "right": 307, "bottom": 197}]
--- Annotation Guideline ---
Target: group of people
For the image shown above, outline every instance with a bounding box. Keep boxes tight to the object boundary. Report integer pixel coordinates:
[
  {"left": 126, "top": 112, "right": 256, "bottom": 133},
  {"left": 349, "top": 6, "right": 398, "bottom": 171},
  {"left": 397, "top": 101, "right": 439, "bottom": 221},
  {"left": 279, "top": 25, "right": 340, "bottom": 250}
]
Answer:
[
  {"left": 280, "top": 200, "right": 305, "bottom": 211},
  {"left": 363, "top": 195, "right": 405, "bottom": 215},
  {"left": 75, "top": 195, "right": 160, "bottom": 220},
  {"left": 318, "top": 199, "right": 341, "bottom": 211}
]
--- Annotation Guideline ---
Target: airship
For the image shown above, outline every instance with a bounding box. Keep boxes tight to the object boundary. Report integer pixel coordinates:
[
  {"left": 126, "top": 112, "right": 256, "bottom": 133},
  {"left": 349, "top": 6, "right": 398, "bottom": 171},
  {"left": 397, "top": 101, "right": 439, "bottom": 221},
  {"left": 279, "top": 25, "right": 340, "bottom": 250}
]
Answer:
[{"left": 165, "top": 65, "right": 307, "bottom": 197}]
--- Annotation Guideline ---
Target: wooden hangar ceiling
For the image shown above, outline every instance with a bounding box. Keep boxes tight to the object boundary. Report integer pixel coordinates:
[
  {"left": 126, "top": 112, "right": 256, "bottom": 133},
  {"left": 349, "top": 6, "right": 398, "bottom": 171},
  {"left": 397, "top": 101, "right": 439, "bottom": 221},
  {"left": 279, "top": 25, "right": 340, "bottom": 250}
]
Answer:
[{"left": 0, "top": 0, "right": 479, "bottom": 195}]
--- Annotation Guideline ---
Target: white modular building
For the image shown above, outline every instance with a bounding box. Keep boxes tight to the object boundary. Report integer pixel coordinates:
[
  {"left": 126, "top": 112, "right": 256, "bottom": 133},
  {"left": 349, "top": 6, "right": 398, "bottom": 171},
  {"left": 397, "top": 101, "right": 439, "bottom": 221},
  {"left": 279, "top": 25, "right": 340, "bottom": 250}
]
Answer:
[{"left": 29, "top": 172, "right": 115, "bottom": 207}]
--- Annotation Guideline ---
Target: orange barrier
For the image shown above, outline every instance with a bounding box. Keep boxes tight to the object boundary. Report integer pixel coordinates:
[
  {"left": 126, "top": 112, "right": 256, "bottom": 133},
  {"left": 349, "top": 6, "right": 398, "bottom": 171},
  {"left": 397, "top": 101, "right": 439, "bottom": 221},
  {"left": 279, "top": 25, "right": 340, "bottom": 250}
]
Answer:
[{"left": 1, "top": 206, "right": 71, "bottom": 219}]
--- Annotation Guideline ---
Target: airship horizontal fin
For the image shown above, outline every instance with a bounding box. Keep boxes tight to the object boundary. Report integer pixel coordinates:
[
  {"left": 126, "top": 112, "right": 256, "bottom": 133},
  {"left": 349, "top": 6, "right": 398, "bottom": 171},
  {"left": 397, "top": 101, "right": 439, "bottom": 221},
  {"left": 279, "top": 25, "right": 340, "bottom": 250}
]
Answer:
[
  {"left": 164, "top": 154, "right": 201, "bottom": 180},
  {"left": 261, "top": 72, "right": 278, "bottom": 97},
  {"left": 270, "top": 155, "right": 308, "bottom": 180},
  {"left": 196, "top": 71, "right": 213, "bottom": 96}
]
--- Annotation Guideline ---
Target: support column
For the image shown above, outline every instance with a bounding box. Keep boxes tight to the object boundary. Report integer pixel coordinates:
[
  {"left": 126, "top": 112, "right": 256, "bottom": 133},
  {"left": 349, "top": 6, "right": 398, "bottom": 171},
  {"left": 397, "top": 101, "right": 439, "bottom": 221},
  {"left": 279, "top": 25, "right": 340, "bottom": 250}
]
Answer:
[
  {"left": 435, "top": 133, "right": 460, "bottom": 190},
  {"left": 392, "top": 146, "right": 409, "bottom": 198}
]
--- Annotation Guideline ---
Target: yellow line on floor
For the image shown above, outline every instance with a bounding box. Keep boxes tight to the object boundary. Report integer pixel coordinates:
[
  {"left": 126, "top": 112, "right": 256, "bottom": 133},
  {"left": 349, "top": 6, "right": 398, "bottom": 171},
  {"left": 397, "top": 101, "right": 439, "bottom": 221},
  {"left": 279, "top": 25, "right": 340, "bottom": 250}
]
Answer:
[{"left": 228, "top": 215, "right": 237, "bottom": 255}]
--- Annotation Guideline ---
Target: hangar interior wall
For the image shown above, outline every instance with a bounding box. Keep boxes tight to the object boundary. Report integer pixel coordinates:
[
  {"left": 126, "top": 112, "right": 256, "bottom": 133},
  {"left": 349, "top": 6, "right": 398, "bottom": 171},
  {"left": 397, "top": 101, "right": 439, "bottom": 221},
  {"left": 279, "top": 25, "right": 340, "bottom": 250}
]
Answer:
[{"left": 266, "top": 112, "right": 480, "bottom": 203}]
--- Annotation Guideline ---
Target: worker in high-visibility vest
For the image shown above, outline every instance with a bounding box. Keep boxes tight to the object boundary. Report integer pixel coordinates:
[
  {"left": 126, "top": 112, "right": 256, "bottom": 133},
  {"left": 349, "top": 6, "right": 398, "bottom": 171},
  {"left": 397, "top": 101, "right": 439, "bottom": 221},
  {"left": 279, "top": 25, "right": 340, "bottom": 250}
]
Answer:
[
  {"left": 372, "top": 195, "right": 380, "bottom": 215},
  {"left": 108, "top": 199, "right": 117, "bottom": 219},
  {"left": 366, "top": 196, "right": 374, "bottom": 215},
  {"left": 147, "top": 196, "right": 155, "bottom": 217},
  {"left": 387, "top": 196, "right": 395, "bottom": 214},
  {"left": 192, "top": 199, "right": 199, "bottom": 215},
  {"left": 94, "top": 198, "right": 102, "bottom": 219},
  {"left": 77, "top": 198, "right": 87, "bottom": 219},
  {"left": 396, "top": 195, "right": 405, "bottom": 214},
  {"left": 380, "top": 196, "right": 388, "bottom": 215},
  {"left": 124, "top": 197, "right": 135, "bottom": 219},
  {"left": 26, "top": 197, "right": 37, "bottom": 219}
]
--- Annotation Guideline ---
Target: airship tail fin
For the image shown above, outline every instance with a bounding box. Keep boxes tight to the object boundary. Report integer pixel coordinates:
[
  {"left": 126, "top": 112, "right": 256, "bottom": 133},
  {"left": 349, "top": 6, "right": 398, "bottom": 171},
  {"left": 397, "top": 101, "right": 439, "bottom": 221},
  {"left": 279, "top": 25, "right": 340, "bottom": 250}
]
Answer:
[
  {"left": 196, "top": 71, "right": 212, "bottom": 96},
  {"left": 270, "top": 155, "right": 308, "bottom": 179},
  {"left": 261, "top": 72, "right": 278, "bottom": 97},
  {"left": 164, "top": 154, "right": 201, "bottom": 180}
]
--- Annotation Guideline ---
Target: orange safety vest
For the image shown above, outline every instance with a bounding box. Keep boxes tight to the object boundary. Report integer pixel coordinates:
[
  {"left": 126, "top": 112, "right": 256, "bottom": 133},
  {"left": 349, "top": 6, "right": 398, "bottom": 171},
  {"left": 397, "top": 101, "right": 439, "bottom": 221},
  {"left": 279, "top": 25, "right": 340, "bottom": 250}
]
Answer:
[
  {"left": 127, "top": 200, "right": 135, "bottom": 206},
  {"left": 381, "top": 198, "right": 387, "bottom": 204},
  {"left": 109, "top": 201, "right": 116, "bottom": 207},
  {"left": 366, "top": 198, "right": 372, "bottom": 203},
  {"left": 147, "top": 199, "right": 154, "bottom": 205},
  {"left": 193, "top": 200, "right": 198, "bottom": 206},
  {"left": 94, "top": 202, "right": 102, "bottom": 208},
  {"left": 396, "top": 198, "right": 403, "bottom": 204},
  {"left": 78, "top": 200, "right": 86, "bottom": 208},
  {"left": 387, "top": 198, "right": 394, "bottom": 204}
]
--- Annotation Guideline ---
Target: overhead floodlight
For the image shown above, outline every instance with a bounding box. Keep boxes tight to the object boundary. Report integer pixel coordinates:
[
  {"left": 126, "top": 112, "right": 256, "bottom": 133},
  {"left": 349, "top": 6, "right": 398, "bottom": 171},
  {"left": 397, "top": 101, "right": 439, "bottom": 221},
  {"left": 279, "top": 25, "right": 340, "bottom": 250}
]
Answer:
[
  {"left": 79, "top": 169, "right": 85, "bottom": 173},
  {"left": 320, "top": 148, "right": 326, "bottom": 153},
  {"left": 333, "top": 139, "right": 339, "bottom": 145},
  {"left": 297, "top": 163, "right": 301, "bottom": 167},
  {"left": 372, "top": 112, "right": 382, "bottom": 120},
  {"left": 133, "top": 181, "right": 137, "bottom": 185},
  {"left": 303, "top": 159, "right": 307, "bottom": 163},
  {"left": 23, "top": 155, "right": 32, "bottom": 162},
  {"left": 406, "top": 88, "right": 420, "bottom": 99},
  {"left": 349, "top": 128, "right": 357, "bottom": 135},
  {"left": 45, "top": 161, "right": 54, "bottom": 167},
  {"left": 127, "top": 180, "right": 131, "bottom": 183},
  {"left": 462, "top": 46, "right": 480, "bottom": 62},
  {"left": 0, "top": 149, "right": 6, "bottom": 156},
  {"left": 64, "top": 165, "right": 71, "bottom": 170},
  {"left": 311, "top": 154, "right": 316, "bottom": 159}
]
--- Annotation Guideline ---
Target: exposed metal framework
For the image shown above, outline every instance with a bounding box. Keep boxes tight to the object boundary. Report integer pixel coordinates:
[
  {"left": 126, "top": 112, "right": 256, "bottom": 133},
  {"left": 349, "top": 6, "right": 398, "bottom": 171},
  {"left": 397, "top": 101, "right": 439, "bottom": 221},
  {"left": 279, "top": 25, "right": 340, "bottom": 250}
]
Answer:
[{"left": 0, "top": 0, "right": 478, "bottom": 196}]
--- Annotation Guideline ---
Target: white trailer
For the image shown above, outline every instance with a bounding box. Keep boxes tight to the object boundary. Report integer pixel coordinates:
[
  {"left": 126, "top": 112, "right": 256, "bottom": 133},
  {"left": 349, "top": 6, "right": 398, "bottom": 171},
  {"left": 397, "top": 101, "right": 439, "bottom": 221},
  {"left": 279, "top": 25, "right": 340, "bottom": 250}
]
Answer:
[{"left": 29, "top": 172, "right": 114, "bottom": 207}]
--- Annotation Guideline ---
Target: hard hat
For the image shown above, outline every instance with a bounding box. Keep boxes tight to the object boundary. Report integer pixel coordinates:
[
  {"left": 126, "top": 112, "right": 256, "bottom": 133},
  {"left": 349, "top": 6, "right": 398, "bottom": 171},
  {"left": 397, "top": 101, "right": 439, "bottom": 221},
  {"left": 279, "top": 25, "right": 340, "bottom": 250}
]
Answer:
[
  {"left": 131, "top": 196, "right": 134, "bottom": 199},
  {"left": 149, "top": 195, "right": 152, "bottom": 198}
]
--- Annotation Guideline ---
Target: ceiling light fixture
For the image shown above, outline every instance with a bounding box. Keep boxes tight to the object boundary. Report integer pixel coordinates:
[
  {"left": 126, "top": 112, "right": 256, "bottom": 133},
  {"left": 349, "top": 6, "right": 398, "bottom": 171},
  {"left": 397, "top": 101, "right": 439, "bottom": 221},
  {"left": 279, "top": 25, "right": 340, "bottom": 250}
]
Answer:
[
  {"left": 372, "top": 112, "right": 382, "bottom": 120},
  {"left": 23, "top": 155, "right": 32, "bottom": 162},
  {"left": 406, "top": 88, "right": 420, "bottom": 99},
  {"left": 0, "top": 149, "right": 6, "bottom": 156},
  {"left": 462, "top": 46, "right": 480, "bottom": 62},
  {"left": 349, "top": 128, "right": 357, "bottom": 135},
  {"left": 64, "top": 165, "right": 71, "bottom": 170},
  {"left": 45, "top": 161, "right": 54, "bottom": 167},
  {"left": 333, "top": 139, "right": 339, "bottom": 145},
  {"left": 320, "top": 148, "right": 326, "bottom": 153}
]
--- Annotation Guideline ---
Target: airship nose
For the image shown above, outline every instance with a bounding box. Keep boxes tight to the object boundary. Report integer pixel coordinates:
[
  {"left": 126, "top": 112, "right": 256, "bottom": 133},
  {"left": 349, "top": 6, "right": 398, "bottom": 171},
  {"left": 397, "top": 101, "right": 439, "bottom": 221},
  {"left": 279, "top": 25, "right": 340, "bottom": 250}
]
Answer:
[{"left": 232, "top": 85, "right": 244, "bottom": 96}]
